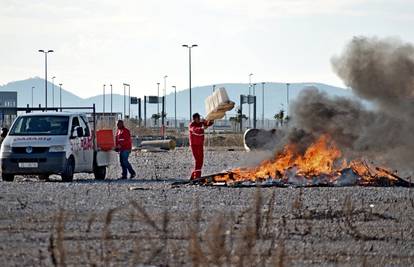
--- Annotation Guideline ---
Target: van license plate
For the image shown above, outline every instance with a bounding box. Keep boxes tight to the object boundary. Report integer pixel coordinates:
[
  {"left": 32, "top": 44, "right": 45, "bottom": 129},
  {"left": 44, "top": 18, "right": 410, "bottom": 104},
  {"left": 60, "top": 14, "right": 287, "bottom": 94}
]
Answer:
[{"left": 18, "top": 162, "right": 38, "bottom": 168}]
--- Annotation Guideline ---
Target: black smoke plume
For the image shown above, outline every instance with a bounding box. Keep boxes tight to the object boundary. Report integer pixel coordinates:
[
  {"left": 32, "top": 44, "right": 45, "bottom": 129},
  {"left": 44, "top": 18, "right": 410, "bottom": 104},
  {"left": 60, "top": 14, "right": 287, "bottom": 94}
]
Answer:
[{"left": 285, "top": 36, "right": 414, "bottom": 173}]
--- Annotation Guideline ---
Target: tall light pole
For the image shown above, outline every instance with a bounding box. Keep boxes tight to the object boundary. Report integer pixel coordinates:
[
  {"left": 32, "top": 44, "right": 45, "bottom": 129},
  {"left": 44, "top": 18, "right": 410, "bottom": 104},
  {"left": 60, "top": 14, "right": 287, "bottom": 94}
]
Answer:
[
  {"left": 59, "top": 83, "right": 63, "bottom": 110},
  {"left": 261, "top": 82, "right": 265, "bottom": 128},
  {"left": 110, "top": 84, "right": 113, "bottom": 114},
  {"left": 123, "top": 83, "right": 130, "bottom": 119},
  {"left": 248, "top": 73, "right": 253, "bottom": 127},
  {"left": 163, "top": 75, "right": 168, "bottom": 118},
  {"left": 212, "top": 84, "right": 216, "bottom": 131},
  {"left": 253, "top": 83, "right": 257, "bottom": 129},
  {"left": 157, "top": 82, "right": 160, "bottom": 115},
  {"left": 182, "top": 44, "right": 198, "bottom": 120},
  {"left": 38, "top": 49, "right": 54, "bottom": 108},
  {"left": 286, "top": 83, "right": 290, "bottom": 116},
  {"left": 249, "top": 73, "right": 253, "bottom": 93},
  {"left": 128, "top": 84, "right": 131, "bottom": 117},
  {"left": 123, "top": 83, "right": 126, "bottom": 118},
  {"left": 31, "top": 86, "right": 35, "bottom": 108},
  {"left": 51, "top": 76, "right": 56, "bottom": 108},
  {"left": 172, "top": 85, "right": 177, "bottom": 128},
  {"left": 103, "top": 84, "right": 106, "bottom": 114}
]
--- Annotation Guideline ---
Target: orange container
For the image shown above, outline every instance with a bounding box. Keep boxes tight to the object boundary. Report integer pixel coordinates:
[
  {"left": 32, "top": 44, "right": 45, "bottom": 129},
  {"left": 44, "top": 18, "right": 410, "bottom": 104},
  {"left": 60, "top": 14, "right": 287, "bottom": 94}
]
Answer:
[{"left": 96, "top": 129, "right": 115, "bottom": 151}]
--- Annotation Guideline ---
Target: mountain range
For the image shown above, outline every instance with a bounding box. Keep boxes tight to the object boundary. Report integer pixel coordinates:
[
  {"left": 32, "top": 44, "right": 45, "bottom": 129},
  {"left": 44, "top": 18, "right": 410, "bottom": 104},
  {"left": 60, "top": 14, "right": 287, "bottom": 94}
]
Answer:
[{"left": 0, "top": 77, "right": 353, "bottom": 119}]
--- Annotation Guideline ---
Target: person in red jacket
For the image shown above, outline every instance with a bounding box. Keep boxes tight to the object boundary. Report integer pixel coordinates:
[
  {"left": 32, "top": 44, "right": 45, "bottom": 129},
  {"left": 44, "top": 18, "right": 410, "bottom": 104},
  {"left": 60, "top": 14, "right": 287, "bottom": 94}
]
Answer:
[
  {"left": 189, "top": 113, "right": 213, "bottom": 180},
  {"left": 115, "top": 120, "right": 136, "bottom": 179}
]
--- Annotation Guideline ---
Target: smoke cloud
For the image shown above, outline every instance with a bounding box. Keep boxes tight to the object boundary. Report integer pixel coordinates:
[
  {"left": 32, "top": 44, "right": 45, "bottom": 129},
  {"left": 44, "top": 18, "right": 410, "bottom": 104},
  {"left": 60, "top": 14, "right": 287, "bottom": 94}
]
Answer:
[{"left": 284, "top": 36, "right": 414, "bottom": 173}]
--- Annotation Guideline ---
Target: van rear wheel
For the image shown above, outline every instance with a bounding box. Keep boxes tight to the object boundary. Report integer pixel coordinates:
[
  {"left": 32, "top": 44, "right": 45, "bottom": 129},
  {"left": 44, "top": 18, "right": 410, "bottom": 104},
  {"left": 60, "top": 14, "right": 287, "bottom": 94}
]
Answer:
[
  {"left": 61, "top": 158, "right": 74, "bottom": 182},
  {"left": 94, "top": 165, "right": 106, "bottom": 180},
  {"left": 2, "top": 173, "right": 14, "bottom": 182}
]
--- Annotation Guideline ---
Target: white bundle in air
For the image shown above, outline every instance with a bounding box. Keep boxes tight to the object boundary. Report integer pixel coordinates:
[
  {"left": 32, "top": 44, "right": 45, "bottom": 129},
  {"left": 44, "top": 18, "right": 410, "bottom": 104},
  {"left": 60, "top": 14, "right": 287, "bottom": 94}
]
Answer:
[{"left": 205, "top": 87, "right": 235, "bottom": 121}]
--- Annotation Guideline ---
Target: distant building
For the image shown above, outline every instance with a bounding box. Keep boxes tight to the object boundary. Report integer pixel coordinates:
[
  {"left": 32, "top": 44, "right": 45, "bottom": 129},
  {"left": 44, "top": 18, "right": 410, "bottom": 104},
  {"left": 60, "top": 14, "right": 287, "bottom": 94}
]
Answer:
[
  {"left": 0, "top": 92, "right": 17, "bottom": 127},
  {"left": 0, "top": 92, "right": 17, "bottom": 109}
]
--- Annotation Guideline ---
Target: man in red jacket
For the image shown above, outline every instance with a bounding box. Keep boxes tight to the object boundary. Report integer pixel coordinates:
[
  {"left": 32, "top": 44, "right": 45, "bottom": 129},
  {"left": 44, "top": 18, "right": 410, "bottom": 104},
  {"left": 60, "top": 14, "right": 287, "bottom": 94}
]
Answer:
[
  {"left": 189, "top": 113, "right": 213, "bottom": 180},
  {"left": 115, "top": 120, "right": 136, "bottom": 179}
]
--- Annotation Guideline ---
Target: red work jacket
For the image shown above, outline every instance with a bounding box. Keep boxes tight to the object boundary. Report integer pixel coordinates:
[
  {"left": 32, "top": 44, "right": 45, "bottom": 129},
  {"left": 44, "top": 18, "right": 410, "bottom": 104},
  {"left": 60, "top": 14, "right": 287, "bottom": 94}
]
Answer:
[
  {"left": 116, "top": 127, "right": 132, "bottom": 151},
  {"left": 189, "top": 120, "right": 213, "bottom": 146}
]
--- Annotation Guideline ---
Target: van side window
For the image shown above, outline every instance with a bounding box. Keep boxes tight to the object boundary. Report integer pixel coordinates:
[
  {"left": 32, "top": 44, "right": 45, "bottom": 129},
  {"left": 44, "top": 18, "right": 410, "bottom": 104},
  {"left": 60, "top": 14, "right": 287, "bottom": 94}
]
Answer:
[{"left": 79, "top": 116, "right": 90, "bottom": 137}]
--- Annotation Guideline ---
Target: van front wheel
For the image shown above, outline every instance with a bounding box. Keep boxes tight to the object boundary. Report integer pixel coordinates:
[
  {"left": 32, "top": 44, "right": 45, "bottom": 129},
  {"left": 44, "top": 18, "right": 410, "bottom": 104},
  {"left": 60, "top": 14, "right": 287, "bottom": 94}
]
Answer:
[
  {"left": 94, "top": 165, "right": 106, "bottom": 180},
  {"left": 61, "top": 158, "right": 74, "bottom": 182}
]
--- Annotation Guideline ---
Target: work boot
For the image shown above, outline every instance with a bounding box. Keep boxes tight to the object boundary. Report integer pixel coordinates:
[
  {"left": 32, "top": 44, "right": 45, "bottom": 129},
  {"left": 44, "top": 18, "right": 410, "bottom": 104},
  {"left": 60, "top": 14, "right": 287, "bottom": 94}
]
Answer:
[
  {"left": 130, "top": 173, "right": 136, "bottom": 179},
  {"left": 119, "top": 176, "right": 127, "bottom": 180}
]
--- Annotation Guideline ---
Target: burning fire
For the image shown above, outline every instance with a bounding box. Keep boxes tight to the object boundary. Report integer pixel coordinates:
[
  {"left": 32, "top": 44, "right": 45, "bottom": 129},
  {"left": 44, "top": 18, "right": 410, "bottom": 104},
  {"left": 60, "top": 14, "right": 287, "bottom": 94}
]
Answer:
[{"left": 210, "top": 134, "right": 407, "bottom": 187}]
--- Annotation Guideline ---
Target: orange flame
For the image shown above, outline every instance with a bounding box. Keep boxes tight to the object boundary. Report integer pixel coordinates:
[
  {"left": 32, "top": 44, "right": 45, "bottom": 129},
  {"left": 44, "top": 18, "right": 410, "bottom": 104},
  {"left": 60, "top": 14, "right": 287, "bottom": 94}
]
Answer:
[{"left": 212, "top": 134, "right": 400, "bottom": 186}]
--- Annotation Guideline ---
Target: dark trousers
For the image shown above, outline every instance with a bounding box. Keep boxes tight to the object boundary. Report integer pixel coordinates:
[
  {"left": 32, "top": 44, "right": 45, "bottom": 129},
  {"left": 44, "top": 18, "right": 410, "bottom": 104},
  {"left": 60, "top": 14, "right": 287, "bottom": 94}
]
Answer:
[
  {"left": 190, "top": 145, "right": 204, "bottom": 179},
  {"left": 120, "top": 150, "right": 135, "bottom": 178}
]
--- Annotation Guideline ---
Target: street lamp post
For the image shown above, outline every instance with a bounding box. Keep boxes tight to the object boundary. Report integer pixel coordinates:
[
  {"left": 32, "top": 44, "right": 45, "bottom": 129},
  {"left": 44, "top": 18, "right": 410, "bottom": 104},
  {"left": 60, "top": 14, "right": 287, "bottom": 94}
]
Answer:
[
  {"left": 51, "top": 76, "right": 56, "bottom": 108},
  {"left": 182, "top": 44, "right": 198, "bottom": 120},
  {"left": 123, "top": 83, "right": 130, "bottom": 119},
  {"left": 103, "top": 84, "right": 106, "bottom": 114},
  {"left": 123, "top": 83, "right": 126, "bottom": 118},
  {"left": 261, "top": 82, "right": 265, "bottom": 128},
  {"left": 59, "top": 83, "right": 62, "bottom": 110},
  {"left": 212, "top": 84, "right": 216, "bottom": 131},
  {"left": 38, "top": 49, "right": 54, "bottom": 108},
  {"left": 252, "top": 83, "right": 257, "bottom": 129},
  {"left": 157, "top": 82, "right": 160, "bottom": 115},
  {"left": 172, "top": 86, "right": 177, "bottom": 128},
  {"left": 163, "top": 75, "right": 167, "bottom": 118},
  {"left": 248, "top": 73, "right": 253, "bottom": 127},
  {"left": 249, "top": 73, "right": 253, "bottom": 92},
  {"left": 110, "top": 84, "right": 113, "bottom": 114},
  {"left": 31, "top": 86, "right": 35, "bottom": 108}
]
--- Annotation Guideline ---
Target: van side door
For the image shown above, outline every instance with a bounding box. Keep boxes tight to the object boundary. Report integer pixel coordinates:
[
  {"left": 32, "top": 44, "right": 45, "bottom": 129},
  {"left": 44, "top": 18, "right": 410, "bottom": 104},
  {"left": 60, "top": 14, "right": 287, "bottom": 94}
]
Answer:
[
  {"left": 69, "top": 116, "right": 84, "bottom": 171},
  {"left": 79, "top": 115, "right": 93, "bottom": 171}
]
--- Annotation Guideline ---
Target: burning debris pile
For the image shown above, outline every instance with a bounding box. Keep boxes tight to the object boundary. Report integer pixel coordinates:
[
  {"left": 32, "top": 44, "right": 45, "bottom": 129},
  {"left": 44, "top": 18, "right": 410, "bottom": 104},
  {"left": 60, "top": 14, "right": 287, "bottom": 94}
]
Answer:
[
  {"left": 196, "top": 36, "right": 414, "bottom": 187},
  {"left": 196, "top": 134, "right": 411, "bottom": 187}
]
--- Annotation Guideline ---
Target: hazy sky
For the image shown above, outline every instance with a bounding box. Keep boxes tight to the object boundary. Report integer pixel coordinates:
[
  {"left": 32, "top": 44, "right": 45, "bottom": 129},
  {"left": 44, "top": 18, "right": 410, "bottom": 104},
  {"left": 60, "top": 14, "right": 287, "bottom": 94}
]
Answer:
[{"left": 1, "top": 0, "right": 413, "bottom": 98}]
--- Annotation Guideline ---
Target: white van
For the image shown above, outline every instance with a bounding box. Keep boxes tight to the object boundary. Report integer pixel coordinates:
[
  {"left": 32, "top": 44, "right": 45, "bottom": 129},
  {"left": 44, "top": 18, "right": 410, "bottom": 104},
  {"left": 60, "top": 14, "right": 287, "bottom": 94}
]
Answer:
[{"left": 0, "top": 112, "right": 111, "bottom": 182}]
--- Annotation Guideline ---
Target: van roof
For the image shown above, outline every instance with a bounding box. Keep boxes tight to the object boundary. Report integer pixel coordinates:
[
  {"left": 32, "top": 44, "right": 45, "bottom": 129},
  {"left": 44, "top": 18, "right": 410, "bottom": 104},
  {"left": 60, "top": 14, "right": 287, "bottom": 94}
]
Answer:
[{"left": 17, "top": 111, "right": 86, "bottom": 117}]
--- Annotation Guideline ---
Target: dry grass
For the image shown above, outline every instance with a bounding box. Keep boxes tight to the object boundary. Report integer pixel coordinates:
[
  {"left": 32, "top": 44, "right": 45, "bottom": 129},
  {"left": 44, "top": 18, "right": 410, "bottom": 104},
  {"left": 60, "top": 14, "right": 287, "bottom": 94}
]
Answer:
[
  {"left": 45, "top": 190, "right": 288, "bottom": 266},
  {"left": 48, "top": 209, "right": 66, "bottom": 267},
  {"left": 38, "top": 188, "right": 414, "bottom": 266}
]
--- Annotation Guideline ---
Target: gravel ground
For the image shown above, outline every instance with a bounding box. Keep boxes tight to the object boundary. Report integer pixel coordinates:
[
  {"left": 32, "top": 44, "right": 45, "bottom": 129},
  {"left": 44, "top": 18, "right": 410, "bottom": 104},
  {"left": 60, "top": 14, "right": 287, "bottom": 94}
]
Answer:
[{"left": 1, "top": 148, "right": 414, "bottom": 266}]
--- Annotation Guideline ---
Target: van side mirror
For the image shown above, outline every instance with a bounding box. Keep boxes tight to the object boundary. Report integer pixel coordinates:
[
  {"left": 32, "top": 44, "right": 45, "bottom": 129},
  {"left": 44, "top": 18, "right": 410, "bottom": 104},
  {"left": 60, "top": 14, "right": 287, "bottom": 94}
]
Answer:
[
  {"left": 76, "top": 127, "right": 84, "bottom": 138},
  {"left": 71, "top": 126, "right": 84, "bottom": 138}
]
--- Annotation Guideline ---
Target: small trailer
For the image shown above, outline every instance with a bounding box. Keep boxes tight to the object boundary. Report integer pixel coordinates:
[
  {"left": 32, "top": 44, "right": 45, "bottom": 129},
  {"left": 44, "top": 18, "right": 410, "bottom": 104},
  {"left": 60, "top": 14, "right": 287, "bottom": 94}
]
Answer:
[{"left": 0, "top": 106, "right": 112, "bottom": 182}]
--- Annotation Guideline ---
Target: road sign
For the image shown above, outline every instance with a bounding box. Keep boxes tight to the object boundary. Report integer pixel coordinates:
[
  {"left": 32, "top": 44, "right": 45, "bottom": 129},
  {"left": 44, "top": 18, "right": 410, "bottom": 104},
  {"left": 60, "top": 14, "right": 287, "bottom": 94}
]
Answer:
[
  {"left": 247, "top": 95, "right": 255, "bottom": 104},
  {"left": 147, "top": 96, "right": 161, "bottom": 104},
  {"left": 241, "top": 95, "right": 255, "bottom": 104},
  {"left": 130, "top": 97, "right": 138, "bottom": 104}
]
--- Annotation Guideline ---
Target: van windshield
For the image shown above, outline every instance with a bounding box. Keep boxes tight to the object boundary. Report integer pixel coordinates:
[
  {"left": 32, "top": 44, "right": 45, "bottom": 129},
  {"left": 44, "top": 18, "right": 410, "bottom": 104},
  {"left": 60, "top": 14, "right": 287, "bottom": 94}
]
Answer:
[{"left": 9, "top": 116, "right": 70, "bottom": 136}]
